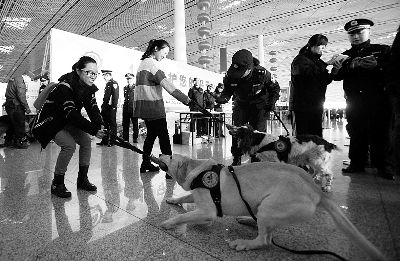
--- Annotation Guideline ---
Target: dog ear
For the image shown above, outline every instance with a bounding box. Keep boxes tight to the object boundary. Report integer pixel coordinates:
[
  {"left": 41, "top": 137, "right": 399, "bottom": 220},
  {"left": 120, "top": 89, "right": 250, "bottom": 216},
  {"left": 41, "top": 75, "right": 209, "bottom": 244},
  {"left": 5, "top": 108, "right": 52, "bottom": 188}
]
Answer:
[{"left": 226, "top": 124, "right": 238, "bottom": 135}]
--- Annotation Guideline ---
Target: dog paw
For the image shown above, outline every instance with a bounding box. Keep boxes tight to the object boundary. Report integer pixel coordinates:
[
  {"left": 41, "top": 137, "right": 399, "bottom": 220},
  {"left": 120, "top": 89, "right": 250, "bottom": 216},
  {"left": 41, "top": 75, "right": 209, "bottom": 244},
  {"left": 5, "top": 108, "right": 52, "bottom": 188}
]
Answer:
[
  {"left": 229, "top": 239, "right": 262, "bottom": 251},
  {"left": 161, "top": 220, "right": 176, "bottom": 230},
  {"left": 165, "top": 198, "right": 180, "bottom": 205}
]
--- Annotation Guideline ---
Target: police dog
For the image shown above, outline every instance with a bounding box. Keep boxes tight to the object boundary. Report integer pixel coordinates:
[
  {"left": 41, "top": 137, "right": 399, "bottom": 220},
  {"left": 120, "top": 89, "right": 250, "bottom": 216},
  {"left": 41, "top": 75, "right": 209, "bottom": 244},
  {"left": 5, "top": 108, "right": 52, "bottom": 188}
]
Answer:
[
  {"left": 157, "top": 154, "right": 386, "bottom": 260},
  {"left": 227, "top": 124, "right": 338, "bottom": 192}
]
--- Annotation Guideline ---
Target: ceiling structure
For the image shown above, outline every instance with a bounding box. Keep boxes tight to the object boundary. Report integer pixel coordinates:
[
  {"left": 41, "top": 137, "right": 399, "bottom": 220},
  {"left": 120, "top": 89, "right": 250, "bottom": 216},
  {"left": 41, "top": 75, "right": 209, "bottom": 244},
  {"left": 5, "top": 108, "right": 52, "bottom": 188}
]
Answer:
[{"left": 0, "top": 0, "right": 399, "bottom": 99}]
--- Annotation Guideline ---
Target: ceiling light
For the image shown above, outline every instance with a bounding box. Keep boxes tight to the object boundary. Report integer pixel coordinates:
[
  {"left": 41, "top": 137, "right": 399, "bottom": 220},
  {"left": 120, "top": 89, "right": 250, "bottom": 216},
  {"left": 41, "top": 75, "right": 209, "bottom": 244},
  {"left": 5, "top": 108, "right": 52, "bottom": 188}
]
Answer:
[
  {"left": 0, "top": 45, "right": 15, "bottom": 54},
  {"left": 218, "top": 31, "right": 236, "bottom": 37},
  {"left": 1, "top": 17, "right": 31, "bottom": 30}
]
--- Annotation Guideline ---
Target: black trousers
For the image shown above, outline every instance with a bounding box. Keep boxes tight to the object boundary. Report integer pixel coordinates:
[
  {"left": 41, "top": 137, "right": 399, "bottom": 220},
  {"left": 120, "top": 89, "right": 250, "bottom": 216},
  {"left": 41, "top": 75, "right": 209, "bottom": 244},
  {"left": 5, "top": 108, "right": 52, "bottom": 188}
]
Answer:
[
  {"left": 122, "top": 107, "right": 138, "bottom": 141},
  {"left": 4, "top": 102, "right": 26, "bottom": 141},
  {"left": 345, "top": 94, "right": 388, "bottom": 168},
  {"left": 231, "top": 102, "right": 268, "bottom": 157},
  {"left": 101, "top": 107, "right": 117, "bottom": 144},
  {"left": 142, "top": 118, "right": 172, "bottom": 162},
  {"left": 294, "top": 109, "right": 323, "bottom": 137}
]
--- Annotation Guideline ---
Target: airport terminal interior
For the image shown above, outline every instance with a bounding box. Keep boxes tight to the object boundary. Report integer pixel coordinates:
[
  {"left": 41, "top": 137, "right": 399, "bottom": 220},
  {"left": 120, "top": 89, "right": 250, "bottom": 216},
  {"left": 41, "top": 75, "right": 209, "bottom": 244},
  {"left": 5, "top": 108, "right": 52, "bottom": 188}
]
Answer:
[{"left": 1, "top": 0, "right": 400, "bottom": 261}]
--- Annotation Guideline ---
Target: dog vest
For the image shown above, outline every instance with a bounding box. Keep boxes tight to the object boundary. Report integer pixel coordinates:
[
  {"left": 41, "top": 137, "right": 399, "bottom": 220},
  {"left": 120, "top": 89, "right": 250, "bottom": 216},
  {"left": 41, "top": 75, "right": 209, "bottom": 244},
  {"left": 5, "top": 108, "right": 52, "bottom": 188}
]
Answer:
[
  {"left": 190, "top": 164, "right": 224, "bottom": 217},
  {"left": 255, "top": 135, "right": 292, "bottom": 162}
]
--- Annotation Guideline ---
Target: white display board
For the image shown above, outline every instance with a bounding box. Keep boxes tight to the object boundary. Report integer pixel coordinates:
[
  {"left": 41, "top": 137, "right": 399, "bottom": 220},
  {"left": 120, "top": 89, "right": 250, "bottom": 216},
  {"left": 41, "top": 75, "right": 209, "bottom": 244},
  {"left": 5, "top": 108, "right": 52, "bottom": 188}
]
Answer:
[{"left": 49, "top": 28, "right": 223, "bottom": 116}]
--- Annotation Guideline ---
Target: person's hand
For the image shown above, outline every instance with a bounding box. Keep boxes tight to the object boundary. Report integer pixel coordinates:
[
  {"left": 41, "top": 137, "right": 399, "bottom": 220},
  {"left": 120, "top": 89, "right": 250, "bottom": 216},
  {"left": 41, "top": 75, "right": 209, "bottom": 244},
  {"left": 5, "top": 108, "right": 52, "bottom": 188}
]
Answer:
[
  {"left": 96, "top": 126, "right": 106, "bottom": 139},
  {"left": 326, "top": 54, "right": 339, "bottom": 65},
  {"left": 351, "top": 56, "right": 377, "bottom": 70}
]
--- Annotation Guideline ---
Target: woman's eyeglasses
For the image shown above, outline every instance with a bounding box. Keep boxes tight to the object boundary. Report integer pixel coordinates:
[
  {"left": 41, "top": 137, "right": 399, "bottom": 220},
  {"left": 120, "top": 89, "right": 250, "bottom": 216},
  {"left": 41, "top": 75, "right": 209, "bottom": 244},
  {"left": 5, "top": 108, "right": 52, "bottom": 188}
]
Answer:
[{"left": 81, "top": 69, "right": 99, "bottom": 78}]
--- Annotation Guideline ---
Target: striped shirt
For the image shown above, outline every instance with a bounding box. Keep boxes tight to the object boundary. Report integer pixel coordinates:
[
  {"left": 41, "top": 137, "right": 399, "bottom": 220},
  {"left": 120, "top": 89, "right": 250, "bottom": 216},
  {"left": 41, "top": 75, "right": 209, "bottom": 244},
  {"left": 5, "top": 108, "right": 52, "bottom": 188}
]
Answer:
[{"left": 134, "top": 58, "right": 167, "bottom": 120}]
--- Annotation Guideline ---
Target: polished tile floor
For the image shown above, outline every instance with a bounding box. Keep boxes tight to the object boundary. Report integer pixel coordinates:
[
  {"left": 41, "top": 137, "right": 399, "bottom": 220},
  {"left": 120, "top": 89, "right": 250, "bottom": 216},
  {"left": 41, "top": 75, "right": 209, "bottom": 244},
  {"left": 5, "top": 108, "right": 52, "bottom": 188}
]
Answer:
[{"left": 1, "top": 118, "right": 400, "bottom": 261}]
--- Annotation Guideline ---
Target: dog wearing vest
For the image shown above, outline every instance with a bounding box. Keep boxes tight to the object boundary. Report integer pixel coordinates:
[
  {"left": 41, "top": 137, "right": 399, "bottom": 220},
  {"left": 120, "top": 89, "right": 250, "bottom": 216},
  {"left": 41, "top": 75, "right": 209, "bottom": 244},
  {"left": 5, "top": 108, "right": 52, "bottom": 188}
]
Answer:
[
  {"left": 226, "top": 124, "right": 338, "bottom": 192},
  {"left": 156, "top": 154, "right": 386, "bottom": 260}
]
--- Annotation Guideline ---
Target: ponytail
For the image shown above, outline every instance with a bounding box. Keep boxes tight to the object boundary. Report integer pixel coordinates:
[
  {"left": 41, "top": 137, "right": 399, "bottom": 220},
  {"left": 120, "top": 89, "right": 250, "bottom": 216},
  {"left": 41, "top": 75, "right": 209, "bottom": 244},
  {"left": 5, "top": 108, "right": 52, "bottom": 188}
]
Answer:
[
  {"left": 141, "top": 39, "right": 170, "bottom": 60},
  {"left": 299, "top": 34, "right": 328, "bottom": 54}
]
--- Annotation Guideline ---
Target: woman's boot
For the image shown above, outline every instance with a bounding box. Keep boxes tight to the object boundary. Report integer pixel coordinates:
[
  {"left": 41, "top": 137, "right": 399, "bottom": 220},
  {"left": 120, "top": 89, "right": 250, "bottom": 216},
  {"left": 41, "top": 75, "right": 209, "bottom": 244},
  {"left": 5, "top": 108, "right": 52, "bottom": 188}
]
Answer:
[{"left": 51, "top": 175, "right": 72, "bottom": 198}]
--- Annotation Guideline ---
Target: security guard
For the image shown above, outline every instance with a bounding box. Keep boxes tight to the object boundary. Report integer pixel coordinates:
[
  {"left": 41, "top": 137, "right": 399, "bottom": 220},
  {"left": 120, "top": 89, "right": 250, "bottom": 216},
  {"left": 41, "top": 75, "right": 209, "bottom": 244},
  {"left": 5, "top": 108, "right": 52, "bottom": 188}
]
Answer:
[
  {"left": 333, "top": 19, "right": 392, "bottom": 179},
  {"left": 122, "top": 73, "right": 138, "bottom": 143},
  {"left": 216, "top": 49, "right": 280, "bottom": 166},
  {"left": 97, "top": 69, "right": 119, "bottom": 146}
]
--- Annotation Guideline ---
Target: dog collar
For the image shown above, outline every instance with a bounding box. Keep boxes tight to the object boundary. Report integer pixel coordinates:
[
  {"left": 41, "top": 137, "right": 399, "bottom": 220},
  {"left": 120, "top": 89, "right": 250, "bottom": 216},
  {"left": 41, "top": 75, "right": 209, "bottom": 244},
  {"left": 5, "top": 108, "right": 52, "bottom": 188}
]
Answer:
[
  {"left": 255, "top": 135, "right": 291, "bottom": 162},
  {"left": 190, "top": 164, "right": 224, "bottom": 217}
]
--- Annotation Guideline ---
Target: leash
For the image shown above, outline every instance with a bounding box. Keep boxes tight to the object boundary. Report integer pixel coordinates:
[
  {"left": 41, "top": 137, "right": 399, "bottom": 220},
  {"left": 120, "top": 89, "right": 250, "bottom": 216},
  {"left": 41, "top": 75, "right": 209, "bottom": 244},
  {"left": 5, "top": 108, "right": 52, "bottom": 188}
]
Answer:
[
  {"left": 271, "top": 110, "right": 290, "bottom": 136},
  {"left": 227, "top": 165, "right": 347, "bottom": 261}
]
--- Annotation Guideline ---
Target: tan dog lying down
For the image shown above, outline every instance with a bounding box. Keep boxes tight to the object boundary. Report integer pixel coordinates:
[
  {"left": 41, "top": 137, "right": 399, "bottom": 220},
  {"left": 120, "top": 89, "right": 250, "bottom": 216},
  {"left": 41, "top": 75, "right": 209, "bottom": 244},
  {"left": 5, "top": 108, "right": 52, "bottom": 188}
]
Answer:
[
  {"left": 227, "top": 124, "right": 338, "bottom": 192},
  {"left": 158, "top": 154, "right": 386, "bottom": 260}
]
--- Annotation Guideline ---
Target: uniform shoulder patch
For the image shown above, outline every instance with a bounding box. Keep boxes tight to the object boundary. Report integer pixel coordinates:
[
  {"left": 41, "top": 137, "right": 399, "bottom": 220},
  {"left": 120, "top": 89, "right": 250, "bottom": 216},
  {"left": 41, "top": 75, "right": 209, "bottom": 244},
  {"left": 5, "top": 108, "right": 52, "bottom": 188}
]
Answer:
[{"left": 113, "top": 83, "right": 118, "bottom": 89}]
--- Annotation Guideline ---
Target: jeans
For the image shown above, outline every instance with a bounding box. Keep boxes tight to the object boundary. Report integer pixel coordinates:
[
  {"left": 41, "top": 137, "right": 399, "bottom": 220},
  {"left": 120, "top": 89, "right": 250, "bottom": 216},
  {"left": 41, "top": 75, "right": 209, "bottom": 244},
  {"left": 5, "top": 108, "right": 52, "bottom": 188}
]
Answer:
[
  {"left": 53, "top": 124, "right": 92, "bottom": 176},
  {"left": 142, "top": 118, "right": 172, "bottom": 162}
]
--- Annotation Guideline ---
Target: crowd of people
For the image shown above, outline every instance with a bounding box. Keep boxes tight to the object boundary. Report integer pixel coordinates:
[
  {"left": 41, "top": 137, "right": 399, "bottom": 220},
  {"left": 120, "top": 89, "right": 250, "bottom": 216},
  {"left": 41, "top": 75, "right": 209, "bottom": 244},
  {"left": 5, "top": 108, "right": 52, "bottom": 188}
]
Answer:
[{"left": 1, "top": 18, "right": 399, "bottom": 198}]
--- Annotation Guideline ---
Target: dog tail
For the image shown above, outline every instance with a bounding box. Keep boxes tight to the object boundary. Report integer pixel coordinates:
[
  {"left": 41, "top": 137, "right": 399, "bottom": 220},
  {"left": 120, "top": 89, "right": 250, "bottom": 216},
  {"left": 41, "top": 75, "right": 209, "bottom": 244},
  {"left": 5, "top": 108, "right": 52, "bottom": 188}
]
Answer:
[{"left": 319, "top": 195, "right": 387, "bottom": 261}]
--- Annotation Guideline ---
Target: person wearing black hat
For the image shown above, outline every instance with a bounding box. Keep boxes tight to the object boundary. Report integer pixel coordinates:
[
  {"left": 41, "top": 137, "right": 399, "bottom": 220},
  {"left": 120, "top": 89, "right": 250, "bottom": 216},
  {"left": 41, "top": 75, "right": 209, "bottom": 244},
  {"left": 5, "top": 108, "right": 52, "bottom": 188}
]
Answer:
[
  {"left": 122, "top": 73, "right": 139, "bottom": 143},
  {"left": 215, "top": 49, "right": 281, "bottom": 166},
  {"left": 332, "top": 18, "right": 392, "bottom": 179},
  {"left": 97, "top": 69, "right": 119, "bottom": 146}
]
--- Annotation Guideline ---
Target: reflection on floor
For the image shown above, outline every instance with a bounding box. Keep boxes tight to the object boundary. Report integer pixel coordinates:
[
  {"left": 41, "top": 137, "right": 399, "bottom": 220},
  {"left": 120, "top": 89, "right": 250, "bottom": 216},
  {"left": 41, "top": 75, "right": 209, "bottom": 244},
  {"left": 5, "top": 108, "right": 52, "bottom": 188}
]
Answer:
[{"left": 1, "top": 119, "right": 400, "bottom": 260}]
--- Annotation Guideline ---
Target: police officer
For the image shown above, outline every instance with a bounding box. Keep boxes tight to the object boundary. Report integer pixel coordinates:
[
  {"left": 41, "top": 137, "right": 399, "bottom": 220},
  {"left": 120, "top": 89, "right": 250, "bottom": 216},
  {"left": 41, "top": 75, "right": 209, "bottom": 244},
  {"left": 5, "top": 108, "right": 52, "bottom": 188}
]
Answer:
[
  {"left": 333, "top": 19, "right": 392, "bottom": 179},
  {"left": 216, "top": 49, "right": 280, "bottom": 166},
  {"left": 122, "top": 73, "right": 138, "bottom": 143},
  {"left": 97, "top": 70, "right": 119, "bottom": 146}
]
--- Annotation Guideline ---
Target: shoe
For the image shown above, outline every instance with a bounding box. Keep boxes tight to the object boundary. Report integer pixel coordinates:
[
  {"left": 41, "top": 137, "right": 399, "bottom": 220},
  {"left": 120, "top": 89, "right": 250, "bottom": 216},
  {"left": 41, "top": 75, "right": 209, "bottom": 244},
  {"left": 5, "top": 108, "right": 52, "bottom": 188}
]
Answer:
[
  {"left": 342, "top": 165, "right": 365, "bottom": 173},
  {"left": 77, "top": 178, "right": 97, "bottom": 191},
  {"left": 132, "top": 139, "right": 138, "bottom": 143},
  {"left": 232, "top": 156, "right": 242, "bottom": 166},
  {"left": 140, "top": 162, "right": 160, "bottom": 173},
  {"left": 51, "top": 183, "right": 72, "bottom": 198},
  {"left": 378, "top": 169, "right": 395, "bottom": 180}
]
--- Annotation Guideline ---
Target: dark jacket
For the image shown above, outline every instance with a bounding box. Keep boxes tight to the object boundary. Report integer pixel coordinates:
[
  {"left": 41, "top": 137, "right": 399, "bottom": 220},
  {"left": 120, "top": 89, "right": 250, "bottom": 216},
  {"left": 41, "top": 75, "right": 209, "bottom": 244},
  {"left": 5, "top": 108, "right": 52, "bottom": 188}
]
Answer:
[
  {"left": 218, "top": 59, "right": 280, "bottom": 110},
  {"left": 291, "top": 49, "right": 332, "bottom": 112},
  {"left": 188, "top": 86, "right": 204, "bottom": 111},
  {"left": 102, "top": 79, "right": 119, "bottom": 111},
  {"left": 32, "top": 72, "right": 103, "bottom": 148},
  {"left": 203, "top": 90, "right": 215, "bottom": 110},
  {"left": 385, "top": 28, "right": 400, "bottom": 97},
  {"left": 4, "top": 75, "right": 31, "bottom": 113},
  {"left": 333, "top": 40, "right": 391, "bottom": 97}
]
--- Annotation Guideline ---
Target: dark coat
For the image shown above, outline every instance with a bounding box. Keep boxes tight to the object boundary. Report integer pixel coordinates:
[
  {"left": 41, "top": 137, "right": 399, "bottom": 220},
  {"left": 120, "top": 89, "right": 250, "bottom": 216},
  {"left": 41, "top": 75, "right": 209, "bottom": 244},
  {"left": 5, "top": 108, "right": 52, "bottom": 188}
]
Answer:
[
  {"left": 385, "top": 28, "right": 400, "bottom": 97},
  {"left": 333, "top": 40, "right": 391, "bottom": 97},
  {"left": 188, "top": 86, "right": 204, "bottom": 111},
  {"left": 32, "top": 72, "right": 103, "bottom": 148},
  {"left": 102, "top": 79, "right": 119, "bottom": 111},
  {"left": 218, "top": 59, "right": 280, "bottom": 111},
  {"left": 203, "top": 90, "right": 215, "bottom": 110},
  {"left": 291, "top": 49, "right": 332, "bottom": 112},
  {"left": 4, "top": 75, "right": 31, "bottom": 113}
]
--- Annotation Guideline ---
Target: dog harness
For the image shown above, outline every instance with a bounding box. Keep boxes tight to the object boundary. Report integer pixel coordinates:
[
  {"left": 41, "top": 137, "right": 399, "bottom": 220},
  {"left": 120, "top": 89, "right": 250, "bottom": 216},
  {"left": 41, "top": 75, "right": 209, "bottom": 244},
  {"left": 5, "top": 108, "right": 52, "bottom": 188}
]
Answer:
[
  {"left": 190, "top": 164, "right": 224, "bottom": 217},
  {"left": 255, "top": 135, "right": 292, "bottom": 162}
]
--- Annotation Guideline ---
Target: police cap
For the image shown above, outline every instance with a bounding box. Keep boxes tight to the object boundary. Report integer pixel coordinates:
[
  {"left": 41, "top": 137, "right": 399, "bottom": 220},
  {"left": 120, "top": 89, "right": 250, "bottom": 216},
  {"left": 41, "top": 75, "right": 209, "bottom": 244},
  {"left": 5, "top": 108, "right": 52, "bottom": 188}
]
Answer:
[
  {"left": 101, "top": 69, "right": 112, "bottom": 75},
  {"left": 344, "top": 19, "right": 374, "bottom": 33},
  {"left": 227, "top": 49, "right": 254, "bottom": 79},
  {"left": 125, "top": 73, "right": 134, "bottom": 79}
]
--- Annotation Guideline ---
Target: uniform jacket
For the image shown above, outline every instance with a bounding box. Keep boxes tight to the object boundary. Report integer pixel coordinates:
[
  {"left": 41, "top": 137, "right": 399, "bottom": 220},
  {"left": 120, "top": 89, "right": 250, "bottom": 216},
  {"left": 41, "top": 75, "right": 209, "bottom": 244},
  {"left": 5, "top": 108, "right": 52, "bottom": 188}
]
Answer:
[
  {"left": 333, "top": 40, "right": 391, "bottom": 97},
  {"left": 32, "top": 72, "right": 103, "bottom": 148},
  {"left": 102, "top": 79, "right": 119, "bottom": 111},
  {"left": 291, "top": 49, "right": 332, "bottom": 112},
  {"left": 188, "top": 86, "right": 204, "bottom": 111},
  {"left": 218, "top": 60, "right": 280, "bottom": 110},
  {"left": 123, "top": 84, "right": 135, "bottom": 112},
  {"left": 4, "top": 75, "right": 31, "bottom": 113}
]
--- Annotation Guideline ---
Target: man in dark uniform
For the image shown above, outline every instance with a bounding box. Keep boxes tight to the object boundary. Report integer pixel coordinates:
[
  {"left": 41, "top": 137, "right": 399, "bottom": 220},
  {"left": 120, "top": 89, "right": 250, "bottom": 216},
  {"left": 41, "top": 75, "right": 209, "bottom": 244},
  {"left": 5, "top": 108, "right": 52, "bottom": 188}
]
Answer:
[
  {"left": 216, "top": 49, "right": 280, "bottom": 166},
  {"left": 97, "top": 70, "right": 119, "bottom": 147},
  {"left": 333, "top": 19, "right": 392, "bottom": 179},
  {"left": 122, "top": 73, "right": 138, "bottom": 143}
]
